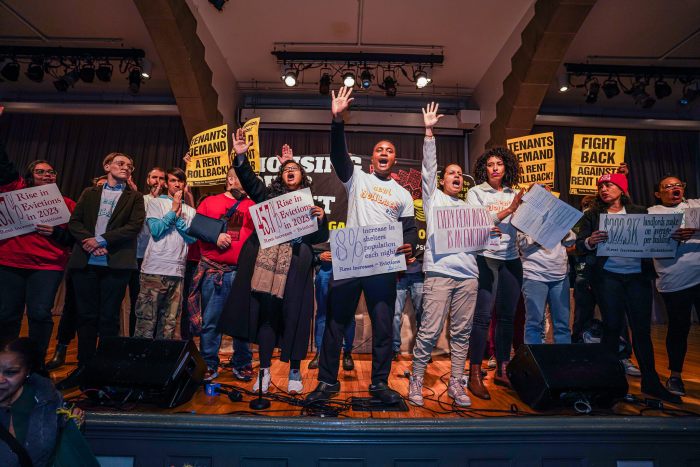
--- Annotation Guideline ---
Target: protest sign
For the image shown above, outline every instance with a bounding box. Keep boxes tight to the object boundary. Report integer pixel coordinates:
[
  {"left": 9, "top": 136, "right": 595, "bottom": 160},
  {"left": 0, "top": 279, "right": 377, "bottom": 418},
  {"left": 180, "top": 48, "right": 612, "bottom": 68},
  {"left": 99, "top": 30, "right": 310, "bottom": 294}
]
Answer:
[
  {"left": 0, "top": 184, "right": 71, "bottom": 240},
  {"left": 683, "top": 207, "right": 700, "bottom": 243},
  {"left": 511, "top": 184, "right": 583, "bottom": 250},
  {"left": 242, "top": 117, "right": 261, "bottom": 174},
  {"left": 250, "top": 188, "right": 318, "bottom": 249},
  {"left": 569, "top": 134, "right": 625, "bottom": 195},
  {"left": 433, "top": 206, "right": 492, "bottom": 254},
  {"left": 507, "top": 132, "right": 555, "bottom": 188},
  {"left": 331, "top": 222, "right": 406, "bottom": 280},
  {"left": 186, "top": 124, "right": 230, "bottom": 187},
  {"left": 597, "top": 213, "right": 682, "bottom": 258}
]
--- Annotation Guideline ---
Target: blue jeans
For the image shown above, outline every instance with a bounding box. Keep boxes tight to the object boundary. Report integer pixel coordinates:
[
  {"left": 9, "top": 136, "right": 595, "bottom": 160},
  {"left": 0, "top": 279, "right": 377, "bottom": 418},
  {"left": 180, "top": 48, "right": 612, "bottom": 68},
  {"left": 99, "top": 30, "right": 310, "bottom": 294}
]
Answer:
[
  {"left": 393, "top": 271, "right": 424, "bottom": 352},
  {"left": 314, "top": 263, "right": 355, "bottom": 353},
  {"left": 199, "top": 269, "right": 252, "bottom": 370},
  {"left": 522, "top": 277, "right": 571, "bottom": 344}
]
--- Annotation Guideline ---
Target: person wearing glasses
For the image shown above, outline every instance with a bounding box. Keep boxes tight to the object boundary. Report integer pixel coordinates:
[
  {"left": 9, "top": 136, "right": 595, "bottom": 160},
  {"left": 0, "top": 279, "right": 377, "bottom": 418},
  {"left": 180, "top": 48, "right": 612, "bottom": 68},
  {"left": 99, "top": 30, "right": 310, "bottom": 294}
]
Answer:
[
  {"left": 647, "top": 175, "right": 699, "bottom": 397},
  {"left": 0, "top": 143, "right": 76, "bottom": 365},
  {"left": 57, "top": 152, "right": 145, "bottom": 390}
]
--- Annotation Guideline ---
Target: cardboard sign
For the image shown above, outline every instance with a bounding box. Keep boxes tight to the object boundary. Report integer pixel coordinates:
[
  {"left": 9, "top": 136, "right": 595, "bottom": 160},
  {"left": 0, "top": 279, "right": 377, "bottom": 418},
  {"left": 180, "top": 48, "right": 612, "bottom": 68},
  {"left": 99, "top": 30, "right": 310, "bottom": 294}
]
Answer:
[
  {"left": 507, "top": 132, "right": 555, "bottom": 188},
  {"left": 242, "top": 117, "right": 261, "bottom": 174},
  {"left": 186, "top": 124, "right": 230, "bottom": 187},
  {"left": 570, "top": 134, "right": 626, "bottom": 195},
  {"left": 433, "top": 206, "right": 492, "bottom": 254},
  {"left": 250, "top": 188, "right": 318, "bottom": 249},
  {"left": 597, "top": 213, "right": 682, "bottom": 258},
  {"left": 331, "top": 222, "right": 406, "bottom": 280},
  {"left": 0, "top": 184, "right": 71, "bottom": 240}
]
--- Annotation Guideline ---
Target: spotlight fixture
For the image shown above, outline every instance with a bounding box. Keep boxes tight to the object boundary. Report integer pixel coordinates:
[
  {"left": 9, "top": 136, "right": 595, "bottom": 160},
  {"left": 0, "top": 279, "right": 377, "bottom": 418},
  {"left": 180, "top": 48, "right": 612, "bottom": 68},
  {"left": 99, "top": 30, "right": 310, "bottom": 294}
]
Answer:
[
  {"left": 627, "top": 80, "right": 655, "bottom": 109},
  {"left": 96, "top": 62, "right": 113, "bottom": 82},
  {"left": 558, "top": 74, "right": 569, "bottom": 92},
  {"left": 139, "top": 58, "right": 152, "bottom": 80},
  {"left": 414, "top": 69, "right": 431, "bottom": 88},
  {"left": 128, "top": 68, "right": 142, "bottom": 94},
  {"left": 53, "top": 69, "right": 80, "bottom": 92},
  {"left": 585, "top": 79, "right": 600, "bottom": 104},
  {"left": 342, "top": 71, "right": 356, "bottom": 88},
  {"left": 1, "top": 60, "right": 20, "bottom": 81},
  {"left": 654, "top": 79, "right": 672, "bottom": 99},
  {"left": 602, "top": 78, "right": 620, "bottom": 98},
  {"left": 25, "top": 60, "right": 44, "bottom": 83},
  {"left": 208, "top": 0, "right": 228, "bottom": 10},
  {"left": 680, "top": 83, "right": 698, "bottom": 105},
  {"left": 281, "top": 68, "right": 298, "bottom": 87},
  {"left": 319, "top": 73, "right": 331, "bottom": 95},
  {"left": 360, "top": 69, "right": 372, "bottom": 89},
  {"left": 380, "top": 76, "right": 397, "bottom": 97},
  {"left": 79, "top": 63, "right": 95, "bottom": 83}
]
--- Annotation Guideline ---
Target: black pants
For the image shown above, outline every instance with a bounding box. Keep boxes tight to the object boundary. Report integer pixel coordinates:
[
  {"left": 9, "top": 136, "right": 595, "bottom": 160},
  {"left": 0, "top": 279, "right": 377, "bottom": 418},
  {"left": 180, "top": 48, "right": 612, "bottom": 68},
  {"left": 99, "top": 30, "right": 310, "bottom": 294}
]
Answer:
[
  {"left": 594, "top": 270, "right": 659, "bottom": 385},
  {"left": 71, "top": 266, "right": 132, "bottom": 365},
  {"left": 661, "top": 283, "right": 700, "bottom": 373},
  {"left": 470, "top": 256, "right": 523, "bottom": 366},
  {"left": 318, "top": 273, "right": 396, "bottom": 386},
  {"left": 55, "top": 272, "right": 78, "bottom": 346},
  {"left": 180, "top": 260, "right": 198, "bottom": 341}
]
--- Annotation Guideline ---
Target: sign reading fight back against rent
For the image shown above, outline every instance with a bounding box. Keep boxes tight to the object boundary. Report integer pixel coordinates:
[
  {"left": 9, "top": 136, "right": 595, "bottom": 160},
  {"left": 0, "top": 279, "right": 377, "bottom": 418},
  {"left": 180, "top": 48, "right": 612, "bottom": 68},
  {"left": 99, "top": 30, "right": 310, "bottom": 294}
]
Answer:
[
  {"left": 242, "top": 118, "right": 261, "bottom": 174},
  {"left": 507, "top": 132, "right": 555, "bottom": 188},
  {"left": 569, "top": 134, "right": 626, "bottom": 195},
  {"left": 185, "top": 124, "right": 230, "bottom": 187}
]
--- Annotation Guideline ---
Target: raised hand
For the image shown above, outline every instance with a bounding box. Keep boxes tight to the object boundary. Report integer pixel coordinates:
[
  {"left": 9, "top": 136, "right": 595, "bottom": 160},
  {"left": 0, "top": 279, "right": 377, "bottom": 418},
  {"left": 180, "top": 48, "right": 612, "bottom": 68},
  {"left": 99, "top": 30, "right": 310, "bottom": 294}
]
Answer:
[
  {"left": 422, "top": 102, "right": 444, "bottom": 134},
  {"left": 183, "top": 152, "right": 192, "bottom": 165},
  {"left": 331, "top": 86, "right": 354, "bottom": 120},
  {"left": 616, "top": 162, "right": 629, "bottom": 175},
  {"left": 276, "top": 144, "right": 294, "bottom": 164},
  {"left": 232, "top": 128, "right": 250, "bottom": 156}
]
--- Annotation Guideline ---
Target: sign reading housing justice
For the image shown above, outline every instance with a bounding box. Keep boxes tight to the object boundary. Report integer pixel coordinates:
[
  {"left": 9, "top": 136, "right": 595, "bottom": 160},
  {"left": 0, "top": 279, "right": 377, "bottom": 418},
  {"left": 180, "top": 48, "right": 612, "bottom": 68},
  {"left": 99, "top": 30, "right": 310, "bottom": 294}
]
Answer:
[
  {"left": 0, "top": 184, "right": 71, "bottom": 240},
  {"left": 330, "top": 222, "right": 406, "bottom": 280},
  {"left": 186, "top": 124, "right": 230, "bottom": 186}
]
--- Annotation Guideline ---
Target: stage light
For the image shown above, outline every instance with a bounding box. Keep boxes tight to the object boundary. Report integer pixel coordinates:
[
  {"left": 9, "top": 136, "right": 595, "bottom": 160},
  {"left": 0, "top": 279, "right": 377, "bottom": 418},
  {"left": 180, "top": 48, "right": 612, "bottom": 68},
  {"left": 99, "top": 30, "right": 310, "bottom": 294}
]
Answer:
[
  {"left": 1, "top": 60, "right": 20, "bottom": 81},
  {"left": 281, "top": 67, "right": 298, "bottom": 87},
  {"left": 342, "top": 71, "right": 356, "bottom": 88},
  {"left": 380, "top": 76, "right": 397, "bottom": 97},
  {"left": 319, "top": 73, "right": 331, "bottom": 95},
  {"left": 558, "top": 74, "right": 569, "bottom": 92},
  {"left": 128, "top": 68, "right": 142, "bottom": 94},
  {"left": 585, "top": 79, "right": 600, "bottom": 104},
  {"left": 602, "top": 78, "right": 620, "bottom": 98},
  {"left": 79, "top": 63, "right": 95, "bottom": 83},
  {"left": 140, "top": 58, "right": 152, "bottom": 80},
  {"left": 627, "top": 80, "right": 655, "bottom": 109},
  {"left": 414, "top": 69, "right": 431, "bottom": 88},
  {"left": 96, "top": 62, "right": 113, "bottom": 82},
  {"left": 360, "top": 69, "right": 372, "bottom": 89},
  {"left": 53, "top": 69, "right": 80, "bottom": 92},
  {"left": 680, "top": 83, "right": 698, "bottom": 105},
  {"left": 208, "top": 0, "right": 227, "bottom": 10},
  {"left": 654, "top": 79, "right": 672, "bottom": 99},
  {"left": 25, "top": 61, "right": 44, "bottom": 83}
]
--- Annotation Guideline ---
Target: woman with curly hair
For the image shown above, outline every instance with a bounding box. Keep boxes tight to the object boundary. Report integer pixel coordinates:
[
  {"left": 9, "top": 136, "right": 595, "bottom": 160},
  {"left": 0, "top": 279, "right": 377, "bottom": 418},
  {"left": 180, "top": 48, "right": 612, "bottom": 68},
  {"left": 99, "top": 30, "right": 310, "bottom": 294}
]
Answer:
[
  {"left": 218, "top": 132, "right": 329, "bottom": 394},
  {"left": 465, "top": 146, "right": 524, "bottom": 400}
]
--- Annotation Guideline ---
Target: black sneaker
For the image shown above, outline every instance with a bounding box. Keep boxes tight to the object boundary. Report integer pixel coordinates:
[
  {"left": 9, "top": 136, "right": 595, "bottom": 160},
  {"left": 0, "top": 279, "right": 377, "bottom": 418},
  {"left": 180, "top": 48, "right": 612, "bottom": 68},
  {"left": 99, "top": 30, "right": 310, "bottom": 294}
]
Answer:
[
  {"left": 305, "top": 381, "right": 340, "bottom": 403},
  {"left": 56, "top": 366, "right": 86, "bottom": 391},
  {"left": 342, "top": 352, "right": 354, "bottom": 371},
  {"left": 46, "top": 344, "right": 68, "bottom": 370},
  {"left": 369, "top": 382, "right": 402, "bottom": 405},
  {"left": 665, "top": 376, "right": 686, "bottom": 396},
  {"left": 308, "top": 352, "right": 320, "bottom": 370},
  {"left": 641, "top": 379, "right": 682, "bottom": 404}
]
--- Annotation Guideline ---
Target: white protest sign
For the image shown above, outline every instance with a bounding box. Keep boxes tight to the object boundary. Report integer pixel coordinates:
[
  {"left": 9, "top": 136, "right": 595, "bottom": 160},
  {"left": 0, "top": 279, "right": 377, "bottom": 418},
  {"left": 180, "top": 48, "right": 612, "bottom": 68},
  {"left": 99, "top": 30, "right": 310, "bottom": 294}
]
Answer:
[
  {"left": 597, "top": 213, "right": 682, "bottom": 258},
  {"left": 330, "top": 222, "right": 406, "bottom": 280},
  {"left": 0, "top": 184, "right": 71, "bottom": 240},
  {"left": 433, "top": 206, "right": 492, "bottom": 254},
  {"left": 683, "top": 207, "right": 700, "bottom": 243},
  {"left": 249, "top": 188, "right": 318, "bottom": 249},
  {"left": 511, "top": 184, "right": 583, "bottom": 250}
]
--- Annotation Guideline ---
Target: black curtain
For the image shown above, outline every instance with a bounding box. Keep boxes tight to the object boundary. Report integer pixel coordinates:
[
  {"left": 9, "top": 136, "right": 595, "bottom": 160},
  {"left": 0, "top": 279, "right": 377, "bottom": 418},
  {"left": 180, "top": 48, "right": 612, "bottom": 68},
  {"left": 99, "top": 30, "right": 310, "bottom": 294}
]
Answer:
[
  {"left": 533, "top": 125, "right": 700, "bottom": 208},
  {"left": 0, "top": 113, "right": 189, "bottom": 200}
]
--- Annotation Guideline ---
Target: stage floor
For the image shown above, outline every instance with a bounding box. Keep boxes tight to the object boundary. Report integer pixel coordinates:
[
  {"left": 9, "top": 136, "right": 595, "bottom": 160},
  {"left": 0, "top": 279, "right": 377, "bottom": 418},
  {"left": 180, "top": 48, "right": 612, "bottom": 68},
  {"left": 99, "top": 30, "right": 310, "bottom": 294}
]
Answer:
[{"left": 47, "top": 323, "right": 699, "bottom": 418}]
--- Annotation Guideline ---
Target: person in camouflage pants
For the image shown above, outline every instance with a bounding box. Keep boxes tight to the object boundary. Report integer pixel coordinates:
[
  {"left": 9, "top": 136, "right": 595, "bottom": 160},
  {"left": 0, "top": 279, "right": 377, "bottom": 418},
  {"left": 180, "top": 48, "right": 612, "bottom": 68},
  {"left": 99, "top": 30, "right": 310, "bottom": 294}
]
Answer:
[{"left": 134, "top": 273, "right": 183, "bottom": 338}]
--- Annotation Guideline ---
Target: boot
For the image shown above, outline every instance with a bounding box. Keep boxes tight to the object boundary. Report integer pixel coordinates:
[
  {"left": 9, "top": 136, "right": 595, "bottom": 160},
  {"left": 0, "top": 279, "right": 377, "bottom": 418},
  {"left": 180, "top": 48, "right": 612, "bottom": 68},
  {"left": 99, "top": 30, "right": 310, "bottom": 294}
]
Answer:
[
  {"left": 307, "top": 352, "right": 320, "bottom": 370},
  {"left": 493, "top": 362, "right": 511, "bottom": 388},
  {"left": 467, "top": 363, "right": 490, "bottom": 400},
  {"left": 46, "top": 343, "right": 67, "bottom": 370}
]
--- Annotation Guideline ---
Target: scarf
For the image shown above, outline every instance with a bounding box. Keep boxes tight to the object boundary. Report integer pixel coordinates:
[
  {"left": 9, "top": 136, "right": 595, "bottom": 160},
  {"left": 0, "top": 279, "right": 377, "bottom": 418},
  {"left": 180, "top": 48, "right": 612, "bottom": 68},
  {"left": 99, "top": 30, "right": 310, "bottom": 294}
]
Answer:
[{"left": 250, "top": 242, "right": 292, "bottom": 299}]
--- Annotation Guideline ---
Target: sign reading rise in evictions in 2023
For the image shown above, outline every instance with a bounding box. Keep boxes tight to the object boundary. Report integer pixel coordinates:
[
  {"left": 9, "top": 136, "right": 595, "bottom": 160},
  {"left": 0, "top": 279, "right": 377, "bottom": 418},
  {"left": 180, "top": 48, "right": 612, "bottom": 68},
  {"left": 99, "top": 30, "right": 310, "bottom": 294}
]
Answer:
[
  {"left": 597, "top": 213, "right": 682, "bottom": 258},
  {"left": 242, "top": 117, "right": 261, "bottom": 174},
  {"left": 507, "top": 132, "right": 555, "bottom": 188},
  {"left": 0, "top": 184, "right": 71, "bottom": 240},
  {"left": 331, "top": 222, "right": 407, "bottom": 280},
  {"left": 185, "top": 124, "right": 230, "bottom": 187},
  {"left": 433, "top": 206, "right": 492, "bottom": 254},
  {"left": 249, "top": 188, "right": 318, "bottom": 249},
  {"left": 570, "top": 134, "right": 626, "bottom": 195}
]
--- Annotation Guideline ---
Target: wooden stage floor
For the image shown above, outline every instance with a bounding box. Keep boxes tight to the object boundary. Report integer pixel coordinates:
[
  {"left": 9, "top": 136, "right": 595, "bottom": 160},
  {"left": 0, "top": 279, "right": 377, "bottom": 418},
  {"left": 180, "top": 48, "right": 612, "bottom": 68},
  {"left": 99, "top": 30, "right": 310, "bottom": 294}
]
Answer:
[{"left": 46, "top": 323, "right": 700, "bottom": 419}]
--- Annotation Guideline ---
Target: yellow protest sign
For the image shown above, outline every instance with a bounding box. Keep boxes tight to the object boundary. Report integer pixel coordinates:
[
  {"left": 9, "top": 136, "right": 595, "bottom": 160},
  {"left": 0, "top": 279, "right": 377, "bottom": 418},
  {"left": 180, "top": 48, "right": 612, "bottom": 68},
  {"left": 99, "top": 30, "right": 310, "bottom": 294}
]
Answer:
[
  {"left": 186, "top": 124, "right": 230, "bottom": 187},
  {"left": 507, "top": 132, "right": 555, "bottom": 188},
  {"left": 242, "top": 117, "right": 261, "bottom": 174},
  {"left": 569, "top": 134, "right": 626, "bottom": 195}
]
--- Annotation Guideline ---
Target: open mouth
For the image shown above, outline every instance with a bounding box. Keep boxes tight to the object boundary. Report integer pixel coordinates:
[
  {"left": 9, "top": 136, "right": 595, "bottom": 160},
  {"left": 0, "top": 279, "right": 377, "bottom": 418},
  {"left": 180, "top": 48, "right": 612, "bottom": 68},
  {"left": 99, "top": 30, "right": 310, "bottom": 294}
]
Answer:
[
  {"left": 286, "top": 173, "right": 296, "bottom": 182},
  {"left": 377, "top": 157, "right": 389, "bottom": 169},
  {"left": 451, "top": 179, "right": 461, "bottom": 188}
]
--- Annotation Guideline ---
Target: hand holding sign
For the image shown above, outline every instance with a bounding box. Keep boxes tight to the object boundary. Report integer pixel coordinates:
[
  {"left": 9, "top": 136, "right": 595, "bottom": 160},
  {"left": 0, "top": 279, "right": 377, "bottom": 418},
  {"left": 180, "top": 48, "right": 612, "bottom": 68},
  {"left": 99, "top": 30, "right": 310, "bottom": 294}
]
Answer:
[{"left": 232, "top": 128, "right": 250, "bottom": 156}]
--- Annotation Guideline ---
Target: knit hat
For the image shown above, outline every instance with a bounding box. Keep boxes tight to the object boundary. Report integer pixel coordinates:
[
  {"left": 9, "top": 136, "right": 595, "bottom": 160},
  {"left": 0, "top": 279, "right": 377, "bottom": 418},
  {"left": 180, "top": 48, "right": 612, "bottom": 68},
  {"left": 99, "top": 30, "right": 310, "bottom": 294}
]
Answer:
[{"left": 597, "top": 173, "right": 628, "bottom": 195}]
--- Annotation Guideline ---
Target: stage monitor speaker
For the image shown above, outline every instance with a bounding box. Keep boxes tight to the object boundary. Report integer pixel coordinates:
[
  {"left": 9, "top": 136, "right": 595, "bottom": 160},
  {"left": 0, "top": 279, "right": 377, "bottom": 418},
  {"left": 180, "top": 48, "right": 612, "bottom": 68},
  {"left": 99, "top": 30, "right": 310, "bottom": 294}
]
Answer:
[
  {"left": 83, "top": 337, "right": 206, "bottom": 408},
  {"left": 506, "top": 344, "right": 629, "bottom": 410}
]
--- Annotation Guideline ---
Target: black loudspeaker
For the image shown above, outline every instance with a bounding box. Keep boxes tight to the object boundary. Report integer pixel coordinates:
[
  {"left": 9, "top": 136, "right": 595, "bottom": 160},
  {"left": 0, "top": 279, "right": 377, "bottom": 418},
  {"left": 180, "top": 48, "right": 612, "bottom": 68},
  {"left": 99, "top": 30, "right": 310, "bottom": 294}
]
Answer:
[
  {"left": 83, "top": 337, "right": 206, "bottom": 408},
  {"left": 506, "top": 344, "right": 629, "bottom": 410}
]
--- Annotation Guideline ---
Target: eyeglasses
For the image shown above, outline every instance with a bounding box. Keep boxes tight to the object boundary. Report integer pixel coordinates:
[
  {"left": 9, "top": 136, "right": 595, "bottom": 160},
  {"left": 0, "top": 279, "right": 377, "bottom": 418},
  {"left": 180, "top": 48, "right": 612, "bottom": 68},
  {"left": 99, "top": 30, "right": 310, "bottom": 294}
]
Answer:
[
  {"left": 113, "top": 161, "right": 134, "bottom": 171},
  {"left": 661, "top": 182, "right": 686, "bottom": 191},
  {"left": 33, "top": 169, "right": 57, "bottom": 176},
  {"left": 282, "top": 166, "right": 300, "bottom": 174}
]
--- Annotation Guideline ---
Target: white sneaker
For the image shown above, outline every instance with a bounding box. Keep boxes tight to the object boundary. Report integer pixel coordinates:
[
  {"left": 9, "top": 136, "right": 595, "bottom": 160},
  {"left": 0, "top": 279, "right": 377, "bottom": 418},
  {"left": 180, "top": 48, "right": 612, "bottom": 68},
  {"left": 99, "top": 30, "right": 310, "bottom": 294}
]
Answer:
[
  {"left": 287, "top": 369, "right": 303, "bottom": 394},
  {"left": 408, "top": 375, "right": 424, "bottom": 406},
  {"left": 487, "top": 356, "right": 497, "bottom": 369},
  {"left": 252, "top": 367, "right": 271, "bottom": 394},
  {"left": 448, "top": 376, "right": 472, "bottom": 407},
  {"left": 621, "top": 358, "right": 641, "bottom": 377}
]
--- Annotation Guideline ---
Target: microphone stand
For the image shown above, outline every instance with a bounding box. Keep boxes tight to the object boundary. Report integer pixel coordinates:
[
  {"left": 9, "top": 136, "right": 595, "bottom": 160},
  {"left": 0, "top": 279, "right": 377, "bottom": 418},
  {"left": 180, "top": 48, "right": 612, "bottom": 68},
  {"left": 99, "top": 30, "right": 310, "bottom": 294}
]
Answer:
[{"left": 249, "top": 368, "right": 270, "bottom": 410}]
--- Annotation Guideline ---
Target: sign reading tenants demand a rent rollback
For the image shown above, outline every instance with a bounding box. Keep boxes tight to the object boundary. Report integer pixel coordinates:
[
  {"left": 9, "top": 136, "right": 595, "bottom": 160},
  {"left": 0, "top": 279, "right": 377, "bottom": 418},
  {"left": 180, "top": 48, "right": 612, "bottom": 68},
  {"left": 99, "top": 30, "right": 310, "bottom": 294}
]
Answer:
[
  {"left": 186, "top": 124, "right": 230, "bottom": 187},
  {"left": 507, "top": 132, "right": 555, "bottom": 189},
  {"left": 569, "top": 134, "right": 626, "bottom": 195}
]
